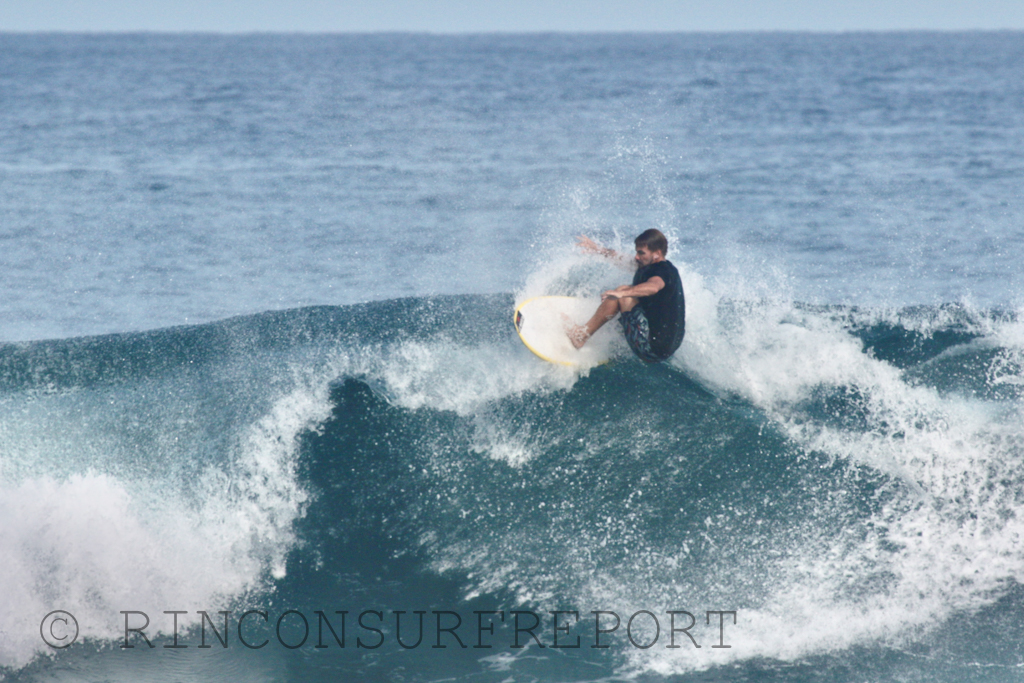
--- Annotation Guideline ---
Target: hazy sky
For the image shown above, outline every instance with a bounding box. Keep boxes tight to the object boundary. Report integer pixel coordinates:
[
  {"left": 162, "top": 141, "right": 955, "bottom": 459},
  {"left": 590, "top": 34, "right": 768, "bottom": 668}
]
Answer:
[{"left": 2, "top": 0, "right": 1024, "bottom": 33}]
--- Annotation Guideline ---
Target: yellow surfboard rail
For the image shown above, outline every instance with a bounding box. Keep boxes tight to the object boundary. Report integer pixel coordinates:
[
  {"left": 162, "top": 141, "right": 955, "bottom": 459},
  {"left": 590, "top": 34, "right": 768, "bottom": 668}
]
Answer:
[
  {"left": 513, "top": 296, "right": 581, "bottom": 366},
  {"left": 514, "top": 295, "right": 617, "bottom": 367}
]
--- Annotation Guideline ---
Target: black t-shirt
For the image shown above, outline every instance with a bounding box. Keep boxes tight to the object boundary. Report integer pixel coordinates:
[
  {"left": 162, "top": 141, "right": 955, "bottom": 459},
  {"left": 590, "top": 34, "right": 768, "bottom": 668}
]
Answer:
[{"left": 632, "top": 260, "right": 685, "bottom": 359}]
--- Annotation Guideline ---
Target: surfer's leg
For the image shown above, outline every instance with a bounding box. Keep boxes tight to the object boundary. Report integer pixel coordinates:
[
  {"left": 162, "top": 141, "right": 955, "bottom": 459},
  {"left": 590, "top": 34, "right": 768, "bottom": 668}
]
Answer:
[{"left": 568, "top": 296, "right": 637, "bottom": 349}]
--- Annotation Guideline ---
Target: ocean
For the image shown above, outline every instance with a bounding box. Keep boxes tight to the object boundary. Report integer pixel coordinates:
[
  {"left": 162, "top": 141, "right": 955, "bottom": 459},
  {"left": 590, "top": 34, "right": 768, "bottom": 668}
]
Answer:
[{"left": 2, "top": 31, "right": 1024, "bottom": 682}]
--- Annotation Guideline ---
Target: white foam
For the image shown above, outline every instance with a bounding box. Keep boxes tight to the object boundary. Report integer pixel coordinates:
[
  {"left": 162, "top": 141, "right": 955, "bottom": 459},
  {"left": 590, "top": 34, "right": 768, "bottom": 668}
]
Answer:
[
  {"left": 0, "top": 352, "right": 341, "bottom": 670},
  {"left": 0, "top": 473, "right": 261, "bottom": 668},
  {"left": 623, "top": 286, "right": 1024, "bottom": 673},
  {"left": 364, "top": 339, "right": 576, "bottom": 415}
]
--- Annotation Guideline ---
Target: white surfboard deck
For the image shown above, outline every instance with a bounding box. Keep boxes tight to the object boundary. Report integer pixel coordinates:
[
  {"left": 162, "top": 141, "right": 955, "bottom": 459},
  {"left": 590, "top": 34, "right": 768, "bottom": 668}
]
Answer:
[{"left": 513, "top": 296, "right": 616, "bottom": 366}]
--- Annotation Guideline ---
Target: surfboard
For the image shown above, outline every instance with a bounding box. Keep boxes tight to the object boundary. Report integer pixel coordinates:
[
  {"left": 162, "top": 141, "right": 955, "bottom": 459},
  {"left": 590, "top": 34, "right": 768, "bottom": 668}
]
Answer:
[{"left": 513, "top": 296, "right": 616, "bottom": 366}]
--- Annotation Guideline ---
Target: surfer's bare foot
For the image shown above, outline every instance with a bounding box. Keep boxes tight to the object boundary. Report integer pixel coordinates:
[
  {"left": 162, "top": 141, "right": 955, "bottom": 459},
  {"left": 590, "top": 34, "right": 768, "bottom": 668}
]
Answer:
[
  {"left": 560, "top": 313, "right": 590, "bottom": 349},
  {"left": 567, "top": 324, "right": 590, "bottom": 349}
]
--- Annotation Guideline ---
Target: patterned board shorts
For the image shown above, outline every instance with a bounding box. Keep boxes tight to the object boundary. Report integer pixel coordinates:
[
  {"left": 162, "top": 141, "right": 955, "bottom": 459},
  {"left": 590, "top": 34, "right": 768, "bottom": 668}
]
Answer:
[{"left": 619, "top": 308, "right": 663, "bottom": 363}]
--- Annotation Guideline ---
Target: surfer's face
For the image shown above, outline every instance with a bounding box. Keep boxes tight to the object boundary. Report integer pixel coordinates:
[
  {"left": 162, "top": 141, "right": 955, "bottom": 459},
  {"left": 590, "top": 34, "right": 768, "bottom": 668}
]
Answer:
[{"left": 634, "top": 246, "right": 663, "bottom": 267}]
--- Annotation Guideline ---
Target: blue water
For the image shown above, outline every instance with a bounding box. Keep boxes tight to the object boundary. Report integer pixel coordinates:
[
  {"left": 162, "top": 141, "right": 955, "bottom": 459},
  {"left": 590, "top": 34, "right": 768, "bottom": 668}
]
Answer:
[{"left": 2, "top": 32, "right": 1024, "bottom": 682}]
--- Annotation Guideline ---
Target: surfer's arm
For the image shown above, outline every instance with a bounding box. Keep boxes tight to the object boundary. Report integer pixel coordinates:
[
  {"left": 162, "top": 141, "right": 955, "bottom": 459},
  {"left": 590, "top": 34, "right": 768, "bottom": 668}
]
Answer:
[
  {"left": 602, "top": 277, "right": 665, "bottom": 301},
  {"left": 576, "top": 235, "right": 633, "bottom": 270}
]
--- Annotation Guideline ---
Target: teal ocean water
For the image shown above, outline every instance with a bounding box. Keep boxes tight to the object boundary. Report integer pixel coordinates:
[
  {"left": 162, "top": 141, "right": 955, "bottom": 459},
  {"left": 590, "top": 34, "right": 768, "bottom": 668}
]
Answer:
[{"left": 2, "top": 33, "right": 1024, "bottom": 682}]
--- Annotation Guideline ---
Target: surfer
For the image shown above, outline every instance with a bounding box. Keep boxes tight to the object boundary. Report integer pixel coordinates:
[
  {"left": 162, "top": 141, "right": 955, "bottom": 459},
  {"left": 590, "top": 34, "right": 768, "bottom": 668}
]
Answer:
[{"left": 568, "top": 229, "right": 685, "bottom": 362}]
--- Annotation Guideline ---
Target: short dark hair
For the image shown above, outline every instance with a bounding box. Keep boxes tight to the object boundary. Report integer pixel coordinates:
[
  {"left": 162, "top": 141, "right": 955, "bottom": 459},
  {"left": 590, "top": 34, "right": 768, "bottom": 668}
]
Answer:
[{"left": 634, "top": 229, "right": 668, "bottom": 256}]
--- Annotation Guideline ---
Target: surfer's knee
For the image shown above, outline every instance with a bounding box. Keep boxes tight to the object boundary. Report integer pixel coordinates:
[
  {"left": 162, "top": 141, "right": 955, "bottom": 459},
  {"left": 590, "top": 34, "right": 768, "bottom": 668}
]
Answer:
[{"left": 617, "top": 297, "right": 639, "bottom": 313}]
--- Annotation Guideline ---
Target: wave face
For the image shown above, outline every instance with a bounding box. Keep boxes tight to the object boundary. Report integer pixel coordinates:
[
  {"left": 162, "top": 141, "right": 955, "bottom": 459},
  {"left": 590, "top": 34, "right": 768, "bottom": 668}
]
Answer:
[{"left": 3, "top": 288, "right": 1024, "bottom": 681}]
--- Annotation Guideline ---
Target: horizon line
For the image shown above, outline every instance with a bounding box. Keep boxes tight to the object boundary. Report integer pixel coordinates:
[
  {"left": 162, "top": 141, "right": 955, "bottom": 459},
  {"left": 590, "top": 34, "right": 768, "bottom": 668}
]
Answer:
[{"left": 3, "top": 27, "right": 1024, "bottom": 35}]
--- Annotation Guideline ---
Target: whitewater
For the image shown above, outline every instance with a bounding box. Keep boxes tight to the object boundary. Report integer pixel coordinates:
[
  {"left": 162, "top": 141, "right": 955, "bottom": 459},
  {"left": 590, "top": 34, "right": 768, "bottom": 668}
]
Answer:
[{"left": 3, "top": 32, "right": 1024, "bottom": 683}]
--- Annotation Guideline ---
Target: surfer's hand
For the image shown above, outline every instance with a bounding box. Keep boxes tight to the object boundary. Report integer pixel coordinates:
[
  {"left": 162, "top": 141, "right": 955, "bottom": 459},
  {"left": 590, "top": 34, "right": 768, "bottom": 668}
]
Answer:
[
  {"left": 578, "top": 236, "right": 629, "bottom": 268},
  {"left": 602, "top": 286, "right": 626, "bottom": 301},
  {"left": 576, "top": 235, "right": 605, "bottom": 255}
]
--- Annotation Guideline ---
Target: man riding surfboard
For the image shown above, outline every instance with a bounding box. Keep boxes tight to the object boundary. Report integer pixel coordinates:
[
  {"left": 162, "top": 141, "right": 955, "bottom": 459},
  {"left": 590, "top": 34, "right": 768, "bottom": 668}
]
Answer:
[{"left": 567, "top": 229, "right": 685, "bottom": 363}]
